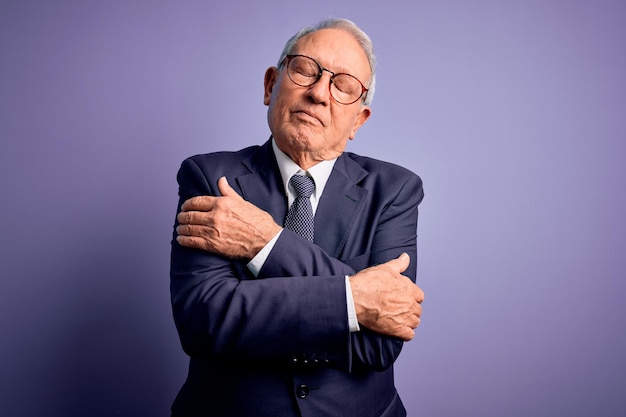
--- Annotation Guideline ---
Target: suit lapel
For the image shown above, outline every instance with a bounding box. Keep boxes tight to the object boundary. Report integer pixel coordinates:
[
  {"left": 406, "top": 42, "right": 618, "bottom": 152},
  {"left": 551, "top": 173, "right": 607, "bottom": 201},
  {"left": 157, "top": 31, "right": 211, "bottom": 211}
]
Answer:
[
  {"left": 314, "top": 153, "right": 369, "bottom": 257},
  {"left": 235, "top": 141, "right": 288, "bottom": 226},
  {"left": 234, "top": 143, "right": 370, "bottom": 258}
]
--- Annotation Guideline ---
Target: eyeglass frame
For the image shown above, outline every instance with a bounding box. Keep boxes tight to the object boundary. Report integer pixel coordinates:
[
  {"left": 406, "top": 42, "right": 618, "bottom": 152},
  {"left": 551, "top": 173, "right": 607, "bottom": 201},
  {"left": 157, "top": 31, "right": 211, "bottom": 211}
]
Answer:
[{"left": 280, "top": 54, "right": 370, "bottom": 105}]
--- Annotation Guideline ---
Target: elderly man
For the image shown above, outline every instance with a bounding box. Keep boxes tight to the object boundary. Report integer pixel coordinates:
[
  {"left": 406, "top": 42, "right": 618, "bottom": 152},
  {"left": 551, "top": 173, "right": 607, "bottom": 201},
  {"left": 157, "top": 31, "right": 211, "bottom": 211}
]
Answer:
[{"left": 171, "top": 17, "right": 425, "bottom": 417}]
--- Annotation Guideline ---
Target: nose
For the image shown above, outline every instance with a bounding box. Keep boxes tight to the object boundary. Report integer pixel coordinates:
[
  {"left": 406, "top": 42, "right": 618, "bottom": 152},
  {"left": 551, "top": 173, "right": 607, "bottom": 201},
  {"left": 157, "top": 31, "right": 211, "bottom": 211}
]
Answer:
[{"left": 306, "top": 69, "right": 333, "bottom": 105}]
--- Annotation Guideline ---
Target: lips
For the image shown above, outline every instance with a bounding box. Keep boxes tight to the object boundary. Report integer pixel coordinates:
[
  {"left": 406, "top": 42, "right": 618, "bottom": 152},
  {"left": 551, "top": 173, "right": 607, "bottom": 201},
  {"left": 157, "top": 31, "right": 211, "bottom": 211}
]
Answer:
[{"left": 293, "top": 109, "right": 324, "bottom": 126}]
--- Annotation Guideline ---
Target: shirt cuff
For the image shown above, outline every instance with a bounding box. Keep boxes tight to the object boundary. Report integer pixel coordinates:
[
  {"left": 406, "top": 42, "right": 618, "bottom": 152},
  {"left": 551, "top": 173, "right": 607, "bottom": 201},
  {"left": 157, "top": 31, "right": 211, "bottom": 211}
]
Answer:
[
  {"left": 345, "top": 275, "right": 360, "bottom": 332},
  {"left": 247, "top": 229, "right": 282, "bottom": 277}
]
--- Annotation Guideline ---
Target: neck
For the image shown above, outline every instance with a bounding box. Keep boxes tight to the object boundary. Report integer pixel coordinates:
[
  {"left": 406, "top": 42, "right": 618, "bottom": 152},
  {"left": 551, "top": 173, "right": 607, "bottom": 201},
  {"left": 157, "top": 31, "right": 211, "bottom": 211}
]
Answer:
[
  {"left": 276, "top": 144, "right": 342, "bottom": 171},
  {"left": 287, "top": 153, "right": 324, "bottom": 171}
]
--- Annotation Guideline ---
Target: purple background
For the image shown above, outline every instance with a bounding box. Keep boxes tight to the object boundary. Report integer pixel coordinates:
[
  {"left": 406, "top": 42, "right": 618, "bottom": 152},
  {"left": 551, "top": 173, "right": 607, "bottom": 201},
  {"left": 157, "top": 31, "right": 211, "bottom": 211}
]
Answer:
[{"left": 1, "top": 1, "right": 625, "bottom": 416}]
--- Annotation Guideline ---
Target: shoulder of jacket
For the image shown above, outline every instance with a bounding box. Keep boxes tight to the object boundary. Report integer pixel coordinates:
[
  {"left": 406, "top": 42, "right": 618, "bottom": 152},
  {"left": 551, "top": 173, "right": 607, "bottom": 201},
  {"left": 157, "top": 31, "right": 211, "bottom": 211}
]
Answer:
[
  {"left": 186, "top": 145, "right": 260, "bottom": 165},
  {"left": 343, "top": 152, "right": 420, "bottom": 181}
]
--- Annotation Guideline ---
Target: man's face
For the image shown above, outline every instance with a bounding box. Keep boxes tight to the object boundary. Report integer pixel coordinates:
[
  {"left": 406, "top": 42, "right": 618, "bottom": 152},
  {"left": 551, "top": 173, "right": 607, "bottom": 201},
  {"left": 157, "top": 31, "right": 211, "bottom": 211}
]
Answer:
[{"left": 263, "top": 28, "right": 372, "bottom": 167}]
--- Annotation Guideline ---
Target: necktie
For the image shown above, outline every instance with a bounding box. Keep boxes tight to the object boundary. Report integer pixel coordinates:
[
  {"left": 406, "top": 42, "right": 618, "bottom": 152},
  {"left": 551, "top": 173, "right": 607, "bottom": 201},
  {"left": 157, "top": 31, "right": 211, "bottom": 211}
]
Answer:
[{"left": 284, "top": 174, "right": 315, "bottom": 241}]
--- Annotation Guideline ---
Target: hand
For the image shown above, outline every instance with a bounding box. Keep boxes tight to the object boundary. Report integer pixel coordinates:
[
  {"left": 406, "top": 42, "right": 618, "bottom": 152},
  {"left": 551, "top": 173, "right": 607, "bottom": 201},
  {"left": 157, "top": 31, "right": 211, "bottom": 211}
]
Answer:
[
  {"left": 176, "top": 176, "right": 282, "bottom": 260},
  {"left": 349, "top": 253, "right": 424, "bottom": 341}
]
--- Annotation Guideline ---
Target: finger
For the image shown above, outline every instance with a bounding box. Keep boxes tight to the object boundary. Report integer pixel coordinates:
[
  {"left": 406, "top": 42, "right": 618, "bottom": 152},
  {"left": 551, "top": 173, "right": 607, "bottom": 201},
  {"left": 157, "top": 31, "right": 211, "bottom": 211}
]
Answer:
[
  {"left": 176, "top": 234, "right": 207, "bottom": 250},
  {"left": 400, "top": 327, "right": 415, "bottom": 341},
  {"left": 415, "top": 285, "right": 425, "bottom": 303},
  {"left": 181, "top": 196, "right": 216, "bottom": 212},
  {"left": 217, "top": 176, "right": 242, "bottom": 199},
  {"left": 176, "top": 224, "right": 200, "bottom": 237},
  {"left": 407, "top": 313, "right": 421, "bottom": 329},
  {"left": 177, "top": 210, "right": 209, "bottom": 226},
  {"left": 177, "top": 211, "right": 188, "bottom": 225},
  {"left": 414, "top": 302, "right": 422, "bottom": 318}
]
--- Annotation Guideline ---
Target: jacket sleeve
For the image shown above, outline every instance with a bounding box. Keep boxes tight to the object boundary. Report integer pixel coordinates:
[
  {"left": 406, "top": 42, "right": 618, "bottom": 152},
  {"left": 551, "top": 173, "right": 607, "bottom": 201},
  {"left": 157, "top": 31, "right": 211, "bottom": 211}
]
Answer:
[
  {"left": 353, "top": 172, "right": 422, "bottom": 371},
  {"left": 259, "top": 172, "right": 423, "bottom": 372},
  {"left": 170, "top": 158, "right": 351, "bottom": 366}
]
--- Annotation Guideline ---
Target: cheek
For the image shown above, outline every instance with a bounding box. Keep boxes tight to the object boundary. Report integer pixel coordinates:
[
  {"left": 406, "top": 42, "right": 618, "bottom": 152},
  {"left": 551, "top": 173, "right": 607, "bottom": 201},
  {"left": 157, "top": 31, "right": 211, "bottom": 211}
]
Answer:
[
  {"left": 270, "top": 90, "right": 292, "bottom": 117},
  {"left": 329, "top": 110, "right": 357, "bottom": 133}
]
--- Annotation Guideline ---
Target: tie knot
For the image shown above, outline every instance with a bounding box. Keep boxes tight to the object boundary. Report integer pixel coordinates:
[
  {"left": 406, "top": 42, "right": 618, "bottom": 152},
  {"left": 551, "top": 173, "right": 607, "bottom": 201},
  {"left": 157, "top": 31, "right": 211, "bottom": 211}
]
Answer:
[{"left": 290, "top": 174, "right": 315, "bottom": 199}]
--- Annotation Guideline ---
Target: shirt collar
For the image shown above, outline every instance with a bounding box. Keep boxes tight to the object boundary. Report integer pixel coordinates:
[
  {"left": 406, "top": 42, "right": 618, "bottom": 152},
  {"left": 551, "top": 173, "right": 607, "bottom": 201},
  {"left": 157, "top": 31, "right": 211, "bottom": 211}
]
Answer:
[{"left": 271, "top": 138, "right": 337, "bottom": 201}]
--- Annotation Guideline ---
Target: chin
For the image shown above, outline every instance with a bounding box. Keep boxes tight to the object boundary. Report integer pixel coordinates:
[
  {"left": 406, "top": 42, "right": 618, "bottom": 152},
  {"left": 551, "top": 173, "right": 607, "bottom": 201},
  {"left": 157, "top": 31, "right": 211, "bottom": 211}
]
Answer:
[{"left": 286, "top": 128, "right": 321, "bottom": 150}]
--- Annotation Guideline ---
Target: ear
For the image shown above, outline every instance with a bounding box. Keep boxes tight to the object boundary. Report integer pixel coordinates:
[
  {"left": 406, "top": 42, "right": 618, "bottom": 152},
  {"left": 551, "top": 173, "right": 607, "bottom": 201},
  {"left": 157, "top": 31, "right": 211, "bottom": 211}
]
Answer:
[
  {"left": 263, "top": 67, "right": 279, "bottom": 106},
  {"left": 349, "top": 105, "right": 372, "bottom": 139}
]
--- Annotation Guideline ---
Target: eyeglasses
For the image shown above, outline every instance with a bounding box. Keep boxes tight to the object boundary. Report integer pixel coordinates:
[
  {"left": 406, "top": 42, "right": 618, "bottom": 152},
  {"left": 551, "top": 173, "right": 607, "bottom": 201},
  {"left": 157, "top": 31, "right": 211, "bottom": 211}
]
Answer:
[{"left": 281, "top": 54, "right": 369, "bottom": 105}]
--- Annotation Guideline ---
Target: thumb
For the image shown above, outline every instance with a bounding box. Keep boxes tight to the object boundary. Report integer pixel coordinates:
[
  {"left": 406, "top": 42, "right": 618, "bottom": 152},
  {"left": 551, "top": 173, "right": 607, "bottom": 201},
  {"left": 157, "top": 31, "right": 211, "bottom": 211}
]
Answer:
[
  {"left": 387, "top": 252, "right": 410, "bottom": 274},
  {"left": 217, "top": 176, "right": 242, "bottom": 199}
]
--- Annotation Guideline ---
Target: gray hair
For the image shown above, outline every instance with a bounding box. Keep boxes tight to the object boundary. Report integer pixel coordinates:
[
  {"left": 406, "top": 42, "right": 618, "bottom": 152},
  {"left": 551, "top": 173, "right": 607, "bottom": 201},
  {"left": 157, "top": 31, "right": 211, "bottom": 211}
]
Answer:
[{"left": 277, "top": 18, "right": 377, "bottom": 106}]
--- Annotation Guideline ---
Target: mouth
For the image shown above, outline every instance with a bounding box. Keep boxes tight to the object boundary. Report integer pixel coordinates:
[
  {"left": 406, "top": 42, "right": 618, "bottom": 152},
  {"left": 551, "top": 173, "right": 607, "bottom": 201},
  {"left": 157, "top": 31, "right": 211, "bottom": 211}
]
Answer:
[{"left": 293, "top": 109, "right": 324, "bottom": 126}]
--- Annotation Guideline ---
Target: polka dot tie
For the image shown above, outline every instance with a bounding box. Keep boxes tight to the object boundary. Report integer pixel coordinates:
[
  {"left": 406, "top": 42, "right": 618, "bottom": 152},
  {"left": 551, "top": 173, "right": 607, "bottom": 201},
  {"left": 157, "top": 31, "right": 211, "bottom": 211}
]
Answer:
[{"left": 284, "top": 174, "right": 315, "bottom": 241}]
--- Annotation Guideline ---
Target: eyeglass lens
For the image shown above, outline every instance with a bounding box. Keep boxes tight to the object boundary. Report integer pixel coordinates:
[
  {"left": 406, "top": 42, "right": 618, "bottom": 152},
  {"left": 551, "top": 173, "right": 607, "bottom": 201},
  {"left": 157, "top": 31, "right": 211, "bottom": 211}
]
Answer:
[{"left": 287, "top": 55, "right": 365, "bottom": 104}]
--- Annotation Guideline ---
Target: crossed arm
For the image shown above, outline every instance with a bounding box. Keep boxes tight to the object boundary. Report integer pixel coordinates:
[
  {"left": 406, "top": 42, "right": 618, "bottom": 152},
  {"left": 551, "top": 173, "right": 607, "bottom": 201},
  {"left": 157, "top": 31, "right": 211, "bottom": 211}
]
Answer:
[{"left": 175, "top": 176, "right": 424, "bottom": 341}]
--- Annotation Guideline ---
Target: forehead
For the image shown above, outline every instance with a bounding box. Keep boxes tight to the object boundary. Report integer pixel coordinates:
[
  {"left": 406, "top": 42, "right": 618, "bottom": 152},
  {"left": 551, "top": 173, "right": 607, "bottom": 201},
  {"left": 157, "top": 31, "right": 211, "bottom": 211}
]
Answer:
[{"left": 292, "top": 28, "right": 370, "bottom": 76}]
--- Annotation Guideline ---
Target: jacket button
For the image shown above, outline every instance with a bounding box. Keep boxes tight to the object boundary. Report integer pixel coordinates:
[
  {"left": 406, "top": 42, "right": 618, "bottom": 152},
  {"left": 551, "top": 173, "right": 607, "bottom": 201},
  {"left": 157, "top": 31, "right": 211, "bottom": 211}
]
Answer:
[{"left": 296, "top": 384, "right": 310, "bottom": 399}]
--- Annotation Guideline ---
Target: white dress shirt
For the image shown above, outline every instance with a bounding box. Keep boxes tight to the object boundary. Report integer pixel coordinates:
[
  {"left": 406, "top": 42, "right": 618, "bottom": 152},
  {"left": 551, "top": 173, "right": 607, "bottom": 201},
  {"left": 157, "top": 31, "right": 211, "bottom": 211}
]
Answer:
[{"left": 246, "top": 139, "right": 360, "bottom": 332}]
